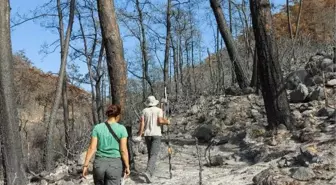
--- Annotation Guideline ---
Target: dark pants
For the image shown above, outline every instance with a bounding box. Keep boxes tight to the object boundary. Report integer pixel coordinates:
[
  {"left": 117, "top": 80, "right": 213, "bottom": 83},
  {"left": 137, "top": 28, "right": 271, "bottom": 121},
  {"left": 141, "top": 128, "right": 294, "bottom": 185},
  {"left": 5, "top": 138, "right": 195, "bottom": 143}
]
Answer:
[
  {"left": 93, "top": 157, "right": 123, "bottom": 185},
  {"left": 144, "top": 136, "right": 161, "bottom": 176}
]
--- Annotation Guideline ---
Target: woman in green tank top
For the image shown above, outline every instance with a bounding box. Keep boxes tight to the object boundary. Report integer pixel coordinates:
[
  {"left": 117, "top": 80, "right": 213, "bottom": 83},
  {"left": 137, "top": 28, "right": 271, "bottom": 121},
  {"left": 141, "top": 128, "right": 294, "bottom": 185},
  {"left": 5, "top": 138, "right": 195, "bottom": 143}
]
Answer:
[{"left": 82, "top": 104, "right": 130, "bottom": 185}]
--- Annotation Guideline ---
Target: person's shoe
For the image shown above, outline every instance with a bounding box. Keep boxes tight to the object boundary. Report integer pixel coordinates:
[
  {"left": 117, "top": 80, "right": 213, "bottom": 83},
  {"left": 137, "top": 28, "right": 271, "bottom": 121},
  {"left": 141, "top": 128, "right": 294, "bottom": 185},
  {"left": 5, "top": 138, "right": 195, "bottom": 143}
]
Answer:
[{"left": 142, "top": 172, "right": 152, "bottom": 183}]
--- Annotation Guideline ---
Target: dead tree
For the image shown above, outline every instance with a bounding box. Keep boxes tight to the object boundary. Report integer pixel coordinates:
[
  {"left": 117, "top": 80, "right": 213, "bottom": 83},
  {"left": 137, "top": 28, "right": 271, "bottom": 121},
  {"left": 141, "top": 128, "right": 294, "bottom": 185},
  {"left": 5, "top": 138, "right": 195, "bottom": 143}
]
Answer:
[
  {"left": 163, "top": 0, "right": 172, "bottom": 95},
  {"left": 0, "top": 0, "right": 27, "bottom": 184},
  {"left": 249, "top": 0, "right": 293, "bottom": 131},
  {"left": 97, "top": 0, "right": 127, "bottom": 116},
  {"left": 76, "top": 6, "right": 99, "bottom": 124},
  {"left": 44, "top": 0, "right": 76, "bottom": 171},
  {"left": 210, "top": 0, "right": 249, "bottom": 89}
]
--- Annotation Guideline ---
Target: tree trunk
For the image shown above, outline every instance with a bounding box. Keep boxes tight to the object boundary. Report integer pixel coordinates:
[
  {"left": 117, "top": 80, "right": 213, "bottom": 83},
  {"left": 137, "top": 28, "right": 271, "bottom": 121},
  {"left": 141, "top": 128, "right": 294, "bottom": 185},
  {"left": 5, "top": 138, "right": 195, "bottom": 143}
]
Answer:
[
  {"left": 77, "top": 9, "right": 99, "bottom": 124},
  {"left": 250, "top": 47, "right": 258, "bottom": 88},
  {"left": 171, "top": 36, "right": 179, "bottom": 100},
  {"left": 249, "top": 0, "right": 293, "bottom": 131},
  {"left": 62, "top": 73, "right": 70, "bottom": 159},
  {"left": 97, "top": 0, "right": 127, "bottom": 117},
  {"left": 136, "top": 0, "right": 154, "bottom": 96},
  {"left": 163, "top": 0, "right": 172, "bottom": 95},
  {"left": 294, "top": 0, "right": 303, "bottom": 40},
  {"left": 0, "top": 1, "right": 27, "bottom": 183},
  {"left": 44, "top": 0, "right": 76, "bottom": 171},
  {"left": 210, "top": 0, "right": 249, "bottom": 89},
  {"left": 96, "top": 45, "right": 104, "bottom": 122},
  {"left": 178, "top": 36, "right": 184, "bottom": 94},
  {"left": 333, "top": 47, "right": 336, "bottom": 64},
  {"left": 286, "top": 0, "right": 294, "bottom": 40}
]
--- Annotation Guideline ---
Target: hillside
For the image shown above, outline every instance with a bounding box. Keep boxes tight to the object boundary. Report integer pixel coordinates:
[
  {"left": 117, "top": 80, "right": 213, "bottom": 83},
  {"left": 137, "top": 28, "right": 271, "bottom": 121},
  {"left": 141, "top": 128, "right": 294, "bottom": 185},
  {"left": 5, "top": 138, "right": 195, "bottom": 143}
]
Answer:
[{"left": 12, "top": 54, "right": 92, "bottom": 172}]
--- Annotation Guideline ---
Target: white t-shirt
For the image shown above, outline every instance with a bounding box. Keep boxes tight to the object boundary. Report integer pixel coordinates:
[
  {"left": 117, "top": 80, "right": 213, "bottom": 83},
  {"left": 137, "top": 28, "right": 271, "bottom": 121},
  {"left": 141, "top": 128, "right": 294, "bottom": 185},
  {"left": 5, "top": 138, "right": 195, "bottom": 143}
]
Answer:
[{"left": 142, "top": 106, "right": 163, "bottom": 136}]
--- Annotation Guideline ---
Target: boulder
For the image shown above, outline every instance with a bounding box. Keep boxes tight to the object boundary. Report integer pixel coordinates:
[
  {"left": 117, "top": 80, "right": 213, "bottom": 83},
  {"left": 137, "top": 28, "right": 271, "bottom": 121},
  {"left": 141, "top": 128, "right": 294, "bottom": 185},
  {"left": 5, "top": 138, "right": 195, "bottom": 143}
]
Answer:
[
  {"left": 285, "top": 69, "right": 314, "bottom": 90},
  {"left": 253, "top": 168, "right": 300, "bottom": 185},
  {"left": 320, "top": 58, "right": 334, "bottom": 71},
  {"left": 326, "top": 79, "right": 336, "bottom": 87},
  {"left": 316, "top": 107, "right": 335, "bottom": 117},
  {"left": 325, "top": 63, "right": 336, "bottom": 72},
  {"left": 193, "top": 124, "right": 217, "bottom": 142},
  {"left": 307, "top": 86, "right": 325, "bottom": 101},
  {"left": 291, "top": 167, "right": 316, "bottom": 181},
  {"left": 289, "top": 83, "right": 309, "bottom": 103}
]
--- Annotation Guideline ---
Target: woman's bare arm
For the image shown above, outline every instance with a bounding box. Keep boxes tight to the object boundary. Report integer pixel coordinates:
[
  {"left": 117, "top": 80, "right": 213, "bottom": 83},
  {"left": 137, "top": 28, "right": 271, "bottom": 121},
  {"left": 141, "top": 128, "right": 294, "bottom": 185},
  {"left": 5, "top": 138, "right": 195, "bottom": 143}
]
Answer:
[
  {"left": 83, "top": 137, "right": 97, "bottom": 167},
  {"left": 120, "top": 138, "right": 129, "bottom": 169}
]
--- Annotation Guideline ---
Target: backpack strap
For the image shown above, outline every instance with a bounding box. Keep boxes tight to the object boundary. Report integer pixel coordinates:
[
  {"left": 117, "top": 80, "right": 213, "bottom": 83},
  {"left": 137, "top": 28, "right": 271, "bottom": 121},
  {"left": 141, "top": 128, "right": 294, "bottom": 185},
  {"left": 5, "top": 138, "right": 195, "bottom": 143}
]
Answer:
[{"left": 104, "top": 122, "right": 120, "bottom": 143}]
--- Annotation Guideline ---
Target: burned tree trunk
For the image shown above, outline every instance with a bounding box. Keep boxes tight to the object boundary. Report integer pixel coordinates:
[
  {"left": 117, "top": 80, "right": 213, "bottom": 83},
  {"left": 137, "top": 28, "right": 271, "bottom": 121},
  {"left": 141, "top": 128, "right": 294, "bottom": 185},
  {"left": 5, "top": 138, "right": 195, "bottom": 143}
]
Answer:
[
  {"left": 62, "top": 73, "right": 70, "bottom": 157},
  {"left": 136, "top": 0, "right": 154, "bottom": 96},
  {"left": 210, "top": 0, "right": 249, "bottom": 89},
  {"left": 249, "top": 0, "right": 293, "bottom": 130},
  {"left": 163, "top": 0, "right": 172, "bottom": 94},
  {"left": 44, "top": 0, "right": 76, "bottom": 171},
  {"left": 0, "top": 1, "right": 27, "bottom": 183},
  {"left": 97, "top": 0, "right": 127, "bottom": 116}
]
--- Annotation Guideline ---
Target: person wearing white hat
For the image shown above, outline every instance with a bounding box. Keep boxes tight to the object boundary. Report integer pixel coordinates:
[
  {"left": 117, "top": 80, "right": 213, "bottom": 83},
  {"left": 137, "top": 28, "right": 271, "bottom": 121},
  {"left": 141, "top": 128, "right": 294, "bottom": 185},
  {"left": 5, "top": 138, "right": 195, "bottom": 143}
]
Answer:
[{"left": 137, "top": 95, "right": 170, "bottom": 183}]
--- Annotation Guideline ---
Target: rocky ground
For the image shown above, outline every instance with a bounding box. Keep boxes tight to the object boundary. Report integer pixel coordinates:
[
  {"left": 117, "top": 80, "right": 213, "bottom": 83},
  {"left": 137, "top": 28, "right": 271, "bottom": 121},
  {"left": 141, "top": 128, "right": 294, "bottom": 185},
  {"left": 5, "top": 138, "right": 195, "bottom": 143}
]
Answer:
[{"left": 27, "top": 52, "right": 336, "bottom": 185}]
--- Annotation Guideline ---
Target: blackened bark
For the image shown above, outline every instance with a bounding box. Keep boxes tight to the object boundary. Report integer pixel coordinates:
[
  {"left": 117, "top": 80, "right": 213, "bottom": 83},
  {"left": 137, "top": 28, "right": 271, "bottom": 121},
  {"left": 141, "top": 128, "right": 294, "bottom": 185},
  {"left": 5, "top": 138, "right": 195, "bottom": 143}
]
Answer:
[
  {"left": 249, "top": 0, "right": 292, "bottom": 130},
  {"left": 97, "top": 0, "right": 127, "bottom": 117},
  {"left": 171, "top": 36, "right": 179, "bottom": 100},
  {"left": 210, "top": 0, "right": 249, "bottom": 89},
  {"left": 77, "top": 9, "right": 99, "bottom": 124},
  {"left": 163, "top": 0, "right": 171, "bottom": 94},
  {"left": 96, "top": 45, "right": 104, "bottom": 122},
  {"left": 136, "top": 0, "right": 154, "bottom": 96},
  {"left": 0, "top": 1, "right": 27, "bottom": 183},
  {"left": 62, "top": 73, "right": 70, "bottom": 157},
  {"left": 250, "top": 47, "right": 258, "bottom": 88},
  {"left": 44, "top": 0, "right": 76, "bottom": 171},
  {"left": 333, "top": 47, "right": 336, "bottom": 64},
  {"left": 286, "top": 0, "right": 294, "bottom": 40}
]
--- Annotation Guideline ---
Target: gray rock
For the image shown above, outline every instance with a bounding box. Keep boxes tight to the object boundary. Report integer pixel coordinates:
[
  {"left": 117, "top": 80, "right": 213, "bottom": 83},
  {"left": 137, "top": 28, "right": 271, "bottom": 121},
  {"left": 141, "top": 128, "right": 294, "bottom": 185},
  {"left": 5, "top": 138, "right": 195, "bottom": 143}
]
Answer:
[
  {"left": 286, "top": 69, "right": 314, "bottom": 90},
  {"left": 290, "top": 83, "right": 309, "bottom": 103},
  {"left": 190, "top": 105, "right": 199, "bottom": 115},
  {"left": 291, "top": 167, "right": 316, "bottom": 181},
  {"left": 325, "top": 63, "right": 336, "bottom": 72},
  {"left": 326, "top": 79, "right": 336, "bottom": 87},
  {"left": 307, "top": 86, "right": 325, "bottom": 101},
  {"left": 40, "top": 180, "right": 48, "bottom": 185},
  {"left": 253, "top": 168, "right": 299, "bottom": 185},
  {"left": 209, "top": 155, "right": 224, "bottom": 166},
  {"left": 193, "top": 125, "right": 217, "bottom": 142},
  {"left": 320, "top": 58, "right": 333, "bottom": 71},
  {"left": 57, "top": 180, "right": 75, "bottom": 185},
  {"left": 330, "top": 176, "right": 336, "bottom": 184},
  {"left": 292, "top": 110, "right": 302, "bottom": 120},
  {"left": 316, "top": 107, "right": 335, "bottom": 117}
]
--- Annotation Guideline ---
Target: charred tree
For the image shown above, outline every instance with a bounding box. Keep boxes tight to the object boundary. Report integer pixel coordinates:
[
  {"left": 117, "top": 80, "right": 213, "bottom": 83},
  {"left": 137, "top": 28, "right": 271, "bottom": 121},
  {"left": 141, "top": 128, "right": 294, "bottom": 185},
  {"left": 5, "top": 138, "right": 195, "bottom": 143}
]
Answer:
[
  {"left": 163, "top": 0, "right": 172, "bottom": 94},
  {"left": 0, "top": 0, "right": 27, "bottom": 183},
  {"left": 249, "top": 0, "right": 293, "bottom": 130},
  {"left": 135, "top": 0, "right": 154, "bottom": 96},
  {"left": 44, "top": 0, "right": 76, "bottom": 171},
  {"left": 210, "top": 0, "right": 249, "bottom": 89},
  {"left": 97, "top": 0, "right": 127, "bottom": 116}
]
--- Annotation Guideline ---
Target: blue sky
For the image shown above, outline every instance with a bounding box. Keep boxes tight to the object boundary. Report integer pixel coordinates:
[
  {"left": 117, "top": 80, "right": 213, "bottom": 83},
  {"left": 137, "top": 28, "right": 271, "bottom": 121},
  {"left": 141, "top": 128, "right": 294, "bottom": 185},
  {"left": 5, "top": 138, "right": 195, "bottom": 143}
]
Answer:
[{"left": 10, "top": 0, "right": 285, "bottom": 89}]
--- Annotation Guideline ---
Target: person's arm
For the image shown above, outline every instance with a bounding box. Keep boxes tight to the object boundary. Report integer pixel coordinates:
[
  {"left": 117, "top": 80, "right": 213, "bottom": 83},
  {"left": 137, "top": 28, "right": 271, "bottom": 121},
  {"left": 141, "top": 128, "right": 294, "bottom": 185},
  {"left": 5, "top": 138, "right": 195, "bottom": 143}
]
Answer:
[
  {"left": 120, "top": 127, "right": 130, "bottom": 177},
  {"left": 137, "top": 116, "right": 145, "bottom": 136},
  {"left": 158, "top": 109, "right": 170, "bottom": 125},
  {"left": 83, "top": 137, "right": 97, "bottom": 168},
  {"left": 120, "top": 137, "right": 129, "bottom": 169},
  {"left": 158, "top": 117, "right": 170, "bottom": 125}
]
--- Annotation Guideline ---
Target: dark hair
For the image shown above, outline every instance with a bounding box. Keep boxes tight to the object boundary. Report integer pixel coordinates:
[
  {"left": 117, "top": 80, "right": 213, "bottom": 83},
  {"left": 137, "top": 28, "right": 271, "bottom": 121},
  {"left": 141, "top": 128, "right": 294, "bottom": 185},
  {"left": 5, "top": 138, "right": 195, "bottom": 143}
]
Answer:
[{"left": 105, "top": 104, "right": 121, "bottom": 117}]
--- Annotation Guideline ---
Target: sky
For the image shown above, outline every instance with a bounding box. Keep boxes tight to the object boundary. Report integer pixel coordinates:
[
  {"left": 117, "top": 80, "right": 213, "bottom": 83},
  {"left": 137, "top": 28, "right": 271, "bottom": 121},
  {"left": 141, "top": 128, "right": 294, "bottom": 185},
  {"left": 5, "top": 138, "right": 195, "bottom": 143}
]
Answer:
[{"left": 10, "top": 0, "right": 285, "bottom": 90}]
